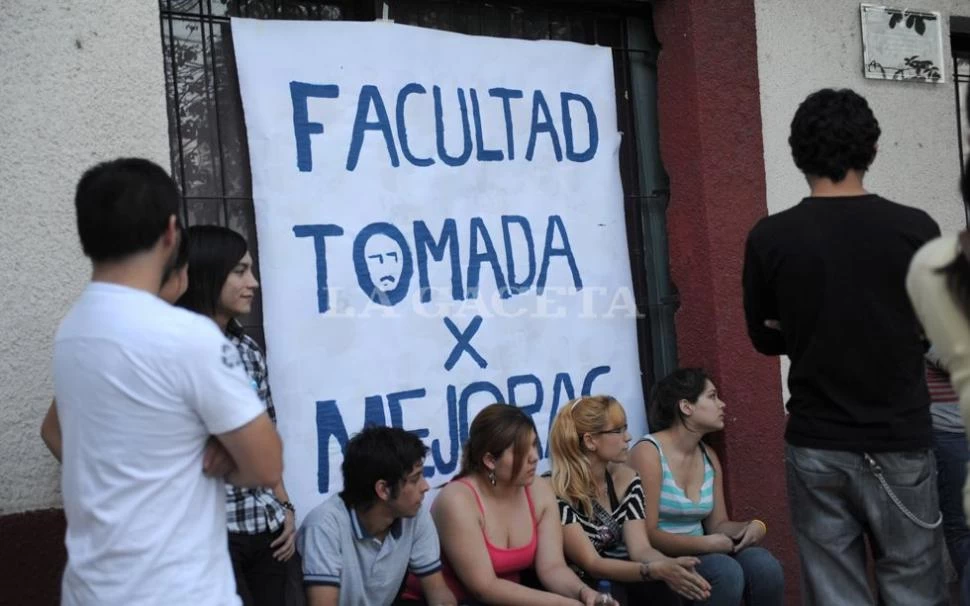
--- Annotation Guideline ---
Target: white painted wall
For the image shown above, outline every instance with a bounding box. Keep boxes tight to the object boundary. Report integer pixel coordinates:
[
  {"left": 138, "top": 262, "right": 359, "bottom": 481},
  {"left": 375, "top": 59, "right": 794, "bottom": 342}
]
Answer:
[
  {"left": 0, "top": 1, "right": 170, "bottom": 514},
  {"left": 755, "top": 0, "right": 970, "bottom": 230}
]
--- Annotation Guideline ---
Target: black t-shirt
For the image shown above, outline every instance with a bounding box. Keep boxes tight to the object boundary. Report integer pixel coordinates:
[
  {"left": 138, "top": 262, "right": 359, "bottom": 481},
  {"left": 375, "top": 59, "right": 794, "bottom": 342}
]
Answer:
[{"left": 743, "top": 194, "right": 941, "bottom": 452}]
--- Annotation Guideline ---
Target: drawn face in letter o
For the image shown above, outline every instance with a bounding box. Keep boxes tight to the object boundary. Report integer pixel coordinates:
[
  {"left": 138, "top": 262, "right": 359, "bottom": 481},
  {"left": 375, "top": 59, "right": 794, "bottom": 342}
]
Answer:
[{"left": 364, "top": 233, "right": 404, "bottom": 294}]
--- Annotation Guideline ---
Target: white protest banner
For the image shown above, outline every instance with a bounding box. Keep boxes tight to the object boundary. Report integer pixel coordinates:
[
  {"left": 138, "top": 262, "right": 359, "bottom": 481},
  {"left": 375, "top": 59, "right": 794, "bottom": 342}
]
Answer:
[{"left": 232, "top": 19, "right": 646, "bottom": 519}]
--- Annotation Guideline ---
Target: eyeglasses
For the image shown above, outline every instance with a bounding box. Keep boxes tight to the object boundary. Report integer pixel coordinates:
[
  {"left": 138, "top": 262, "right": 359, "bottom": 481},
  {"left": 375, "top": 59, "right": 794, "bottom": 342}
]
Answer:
[{"left": 592, "top": 424, "right": 628, "bottom": 436}]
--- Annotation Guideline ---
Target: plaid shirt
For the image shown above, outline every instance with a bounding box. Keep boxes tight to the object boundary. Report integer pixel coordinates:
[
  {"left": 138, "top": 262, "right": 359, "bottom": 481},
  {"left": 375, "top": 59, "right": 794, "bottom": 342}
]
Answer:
[{"left": 224, "top": 320, "right": 286, "bottom": 534}]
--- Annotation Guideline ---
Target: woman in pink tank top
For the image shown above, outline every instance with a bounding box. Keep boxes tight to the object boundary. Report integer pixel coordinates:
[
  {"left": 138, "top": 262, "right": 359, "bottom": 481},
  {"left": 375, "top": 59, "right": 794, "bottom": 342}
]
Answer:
[{"left": 402, "top": 404, "right": 616, "bottom": 605}]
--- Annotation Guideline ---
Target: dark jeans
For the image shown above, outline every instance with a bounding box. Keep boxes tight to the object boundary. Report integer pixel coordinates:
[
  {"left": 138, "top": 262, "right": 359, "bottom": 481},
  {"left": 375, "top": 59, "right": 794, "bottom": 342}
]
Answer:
[
  {"left": 394, "top": 570, "right": 682, "bottom": 606},
  {"left": 229, "top": 529, "right": 287, "bottom": 606},
  {"left": 284, "top": 552, "right": 306, "bottom": 606},
  {"left": 785, "top": 445, "right": 946, "bottom": 605},
  {"left": 620, "top": 579, "right": 684, "bottom": 605},
  {"left": 689, "top": 547, "right": 784, "bottom": 606},
  {"left": 933, "top": 430, "right": 970, "bottom": 574},
  {"left": 933, "top": 430, "right": 970, "bottom": 606}
]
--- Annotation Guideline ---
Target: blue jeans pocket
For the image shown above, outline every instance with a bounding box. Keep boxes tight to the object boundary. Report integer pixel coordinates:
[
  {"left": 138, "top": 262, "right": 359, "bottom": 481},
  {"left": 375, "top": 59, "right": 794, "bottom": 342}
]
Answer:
[
  {"left": 867, "top": 451, "right": 941, "bottom": 542},
  {"left": 785, "top": 447, "right": 851, "bottom": 542},
  {"left": 874, "top": 449, "right": 933, "bottom": 488},
  {"left": 785, "top": 446, "right": 848, "bottom": 488}
]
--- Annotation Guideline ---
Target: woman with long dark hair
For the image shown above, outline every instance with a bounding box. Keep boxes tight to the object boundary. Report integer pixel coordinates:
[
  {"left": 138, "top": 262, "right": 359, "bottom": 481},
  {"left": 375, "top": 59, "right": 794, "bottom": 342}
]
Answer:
[
  {"left": 178, "top": 225, "right": 296, "bottom": 606},
  {"left": 628, "top": 369, "right": 783, "bottom": 606}
]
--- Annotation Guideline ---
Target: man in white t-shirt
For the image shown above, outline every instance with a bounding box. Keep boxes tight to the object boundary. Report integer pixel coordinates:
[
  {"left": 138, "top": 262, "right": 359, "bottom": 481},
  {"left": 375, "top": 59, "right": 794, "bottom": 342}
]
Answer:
[{"left": 53, "top": 158, "right": 283, "bottom": 606}]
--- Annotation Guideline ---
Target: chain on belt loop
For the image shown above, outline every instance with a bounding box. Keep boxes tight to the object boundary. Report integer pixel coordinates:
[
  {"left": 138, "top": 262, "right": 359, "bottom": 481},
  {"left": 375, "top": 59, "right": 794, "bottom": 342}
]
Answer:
[{"left": 863, "top": 453, "right": 942, "bottom": 530}]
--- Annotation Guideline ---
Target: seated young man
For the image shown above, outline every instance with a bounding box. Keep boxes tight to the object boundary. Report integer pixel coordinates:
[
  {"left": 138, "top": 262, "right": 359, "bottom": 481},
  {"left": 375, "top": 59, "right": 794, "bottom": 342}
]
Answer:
[{"left": 297, "top": 426, "right": 456, "bottom": 606}]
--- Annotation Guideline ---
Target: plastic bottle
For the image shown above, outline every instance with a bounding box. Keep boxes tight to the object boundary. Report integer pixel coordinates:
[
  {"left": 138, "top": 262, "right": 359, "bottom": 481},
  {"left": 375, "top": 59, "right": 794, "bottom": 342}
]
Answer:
[{"left": 595, "top": 579, "right": 613, "bottom": 603}]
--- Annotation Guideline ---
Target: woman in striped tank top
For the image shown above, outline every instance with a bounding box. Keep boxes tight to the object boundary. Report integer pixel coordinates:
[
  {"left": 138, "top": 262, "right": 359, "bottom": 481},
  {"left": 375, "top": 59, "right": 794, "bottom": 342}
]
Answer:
[{"left": 629, "top": 369, "right": 784, "bottom": 606}]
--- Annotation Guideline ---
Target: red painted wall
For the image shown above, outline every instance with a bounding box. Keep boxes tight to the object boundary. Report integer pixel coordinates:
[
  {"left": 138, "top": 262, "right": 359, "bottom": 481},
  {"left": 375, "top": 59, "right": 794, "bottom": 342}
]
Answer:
[
  {"left": 0, "top": 509, "right": 65, "bottom": 606},
  {"left": 651, "top": 0, "right": 799, "bottom": 603}
]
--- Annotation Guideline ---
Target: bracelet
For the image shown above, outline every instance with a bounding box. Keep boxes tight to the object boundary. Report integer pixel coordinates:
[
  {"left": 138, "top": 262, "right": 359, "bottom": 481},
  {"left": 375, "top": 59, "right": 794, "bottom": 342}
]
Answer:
[
  {"left": 281, "top": 501, "right": 296, "bottom": 513},
  {"left": 639, "top": 561, "right": 653, "bottom": 581},
  {"left": 751, "top": 519, "right": 767, "bottom": 534}
]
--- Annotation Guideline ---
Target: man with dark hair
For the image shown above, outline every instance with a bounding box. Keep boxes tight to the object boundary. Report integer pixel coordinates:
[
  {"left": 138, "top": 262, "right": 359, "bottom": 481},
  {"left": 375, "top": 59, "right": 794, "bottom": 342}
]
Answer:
[
  {"left": 743, "top": 89, "right": 945, "bottom": 604},
  {"left": 54, "top": 158, "right": 283, "bottom": 605},
  {"left": 297, "top": 426, "right": 456, "bottom": 606},
  {"left": 41, "top": 223, "right": 191, "bottom": 463}
]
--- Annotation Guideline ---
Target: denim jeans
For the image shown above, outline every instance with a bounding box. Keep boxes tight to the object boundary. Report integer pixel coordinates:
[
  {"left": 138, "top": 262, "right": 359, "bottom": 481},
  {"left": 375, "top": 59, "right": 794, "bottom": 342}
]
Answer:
[
  {"left": 690, "top": 547, "right": 783, "bottom": 606},
  {"left": 621, "top": 579, "right": 683, "bottom": 605},
  {"left": 785, "top": 445, "right": 946, "bottom": 605},
  {"left": 933, "top": 430, "right": 970, "bottom": 574},
  {"left": 229, "top": 529, "right": 287, "bottom": 606}
]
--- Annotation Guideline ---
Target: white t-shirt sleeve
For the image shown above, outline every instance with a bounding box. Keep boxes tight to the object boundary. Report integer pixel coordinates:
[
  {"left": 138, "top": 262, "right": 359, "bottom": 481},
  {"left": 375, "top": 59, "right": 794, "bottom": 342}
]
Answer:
[{"left": 179, "top": 321, "right": 266, "bottom": 435}]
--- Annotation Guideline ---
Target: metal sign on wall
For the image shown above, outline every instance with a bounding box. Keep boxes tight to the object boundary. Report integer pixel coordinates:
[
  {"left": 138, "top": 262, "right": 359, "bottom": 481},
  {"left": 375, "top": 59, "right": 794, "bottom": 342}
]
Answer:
[{"left": 861, "top": 3, "right": 945, "bottom": 83}]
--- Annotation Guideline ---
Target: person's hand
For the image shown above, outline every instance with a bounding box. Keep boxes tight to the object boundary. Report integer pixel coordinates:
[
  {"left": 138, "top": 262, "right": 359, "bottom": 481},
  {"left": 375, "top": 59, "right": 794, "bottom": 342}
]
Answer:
[
  {"left": 705, "top": 533, "right": 736, "bottom": 553},
  {"left": 649, "top": 557, "right": 711, "bottom": 602},
  {"left": 764, "top": 319, "right": 781, "bottom": 330},
  {"left": 202, "top": 437, "right": 236, "bottom": 477},
  {"left": 271, "top": 509, "right": 297, "bottom": 561},
  {"left": 732, "top": 520, "right": 766, "bottom": 552}
]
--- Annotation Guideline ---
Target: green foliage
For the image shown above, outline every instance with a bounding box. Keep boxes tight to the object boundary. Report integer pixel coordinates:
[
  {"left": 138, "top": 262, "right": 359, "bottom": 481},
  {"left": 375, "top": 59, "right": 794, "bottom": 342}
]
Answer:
[{"left": 887, "top": 9, "right": 937, "bottom": 36}]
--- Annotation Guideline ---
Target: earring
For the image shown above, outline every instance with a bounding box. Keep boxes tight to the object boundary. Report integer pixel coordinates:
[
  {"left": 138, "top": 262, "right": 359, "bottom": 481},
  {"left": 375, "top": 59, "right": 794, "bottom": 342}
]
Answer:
[{"left": 487, "top": 469, "right": 496, "bottom": 486}]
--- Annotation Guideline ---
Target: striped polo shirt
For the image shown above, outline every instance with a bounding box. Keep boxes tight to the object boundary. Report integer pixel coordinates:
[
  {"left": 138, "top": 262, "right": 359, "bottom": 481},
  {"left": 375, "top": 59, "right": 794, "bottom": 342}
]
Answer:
[
  {"left": 639, "top": 435, "right": 714, "bottom": 536},
  {"left": 926, "top": 357, "right": 962, "bottom": 432}
]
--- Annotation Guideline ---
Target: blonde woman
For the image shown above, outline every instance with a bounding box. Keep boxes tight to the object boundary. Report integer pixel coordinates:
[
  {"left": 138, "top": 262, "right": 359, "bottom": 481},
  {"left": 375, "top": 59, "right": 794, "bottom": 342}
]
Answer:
[{"left": 549, "top": 395, "right": 711, "bottom": 604}]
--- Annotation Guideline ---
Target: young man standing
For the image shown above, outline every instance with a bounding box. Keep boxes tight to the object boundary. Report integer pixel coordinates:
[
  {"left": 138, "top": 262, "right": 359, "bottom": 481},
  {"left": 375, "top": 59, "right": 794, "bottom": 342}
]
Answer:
[
  {"left": 743, "top": 89, "right": 945, "bottom": 604},
  {"left": 297, "top": 426, "right": 456, "bottom": 606},
  {"left": 54, "top": 158, "right": 282, "bottom": 605},
  {"left": 41, "top": 223, "right": 191, "bottom": 463}
]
